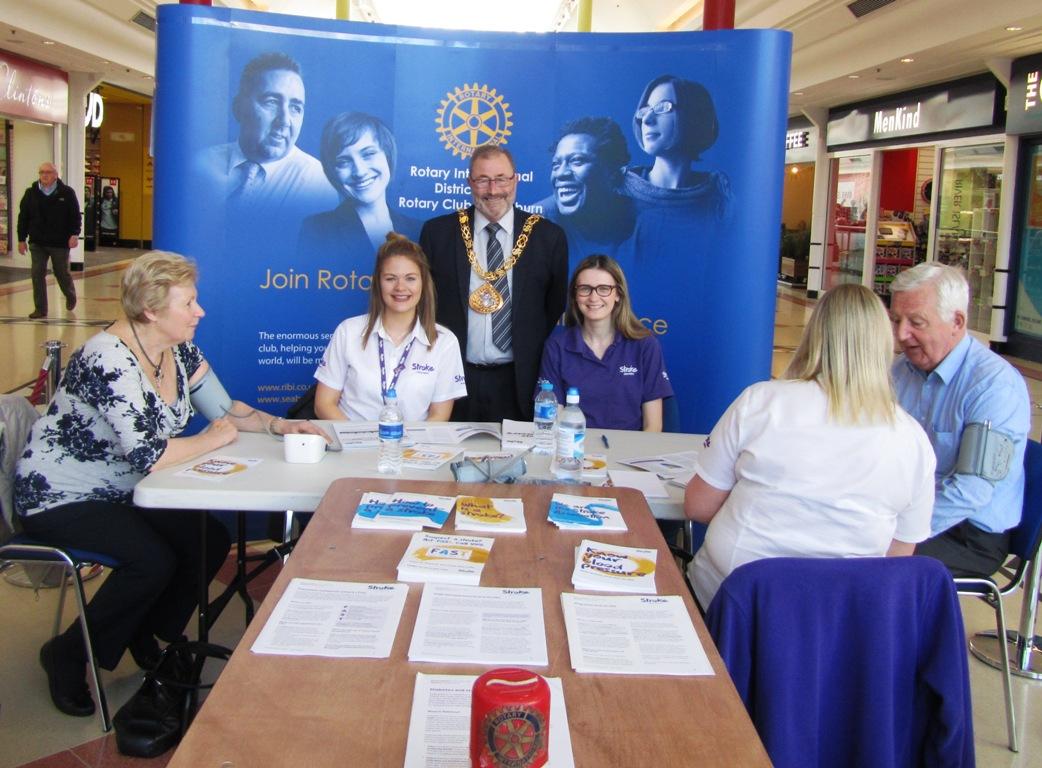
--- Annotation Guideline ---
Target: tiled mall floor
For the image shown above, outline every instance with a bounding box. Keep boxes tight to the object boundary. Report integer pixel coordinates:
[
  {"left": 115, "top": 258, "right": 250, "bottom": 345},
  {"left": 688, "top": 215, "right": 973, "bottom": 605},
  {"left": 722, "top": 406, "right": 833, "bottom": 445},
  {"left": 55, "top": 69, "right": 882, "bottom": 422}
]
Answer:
[{"left": 0, "top": 260, "right": 1040, "bottom": 766}]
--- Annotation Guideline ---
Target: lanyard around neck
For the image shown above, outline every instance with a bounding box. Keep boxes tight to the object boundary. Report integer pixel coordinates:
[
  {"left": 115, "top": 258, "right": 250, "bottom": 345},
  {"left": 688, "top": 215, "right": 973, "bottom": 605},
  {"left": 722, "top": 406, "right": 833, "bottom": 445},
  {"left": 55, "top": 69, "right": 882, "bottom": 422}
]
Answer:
[{"left": 377, "top": 334, "right": 416, "bottom": 401}]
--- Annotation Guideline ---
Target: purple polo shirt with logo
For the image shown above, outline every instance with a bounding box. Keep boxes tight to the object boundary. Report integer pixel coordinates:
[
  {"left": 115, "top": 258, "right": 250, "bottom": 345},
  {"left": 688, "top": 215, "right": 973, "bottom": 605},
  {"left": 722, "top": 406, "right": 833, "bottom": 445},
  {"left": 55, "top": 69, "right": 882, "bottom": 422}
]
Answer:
[{"left": 536, "top": 326, "right": 673, "bottom": 430}]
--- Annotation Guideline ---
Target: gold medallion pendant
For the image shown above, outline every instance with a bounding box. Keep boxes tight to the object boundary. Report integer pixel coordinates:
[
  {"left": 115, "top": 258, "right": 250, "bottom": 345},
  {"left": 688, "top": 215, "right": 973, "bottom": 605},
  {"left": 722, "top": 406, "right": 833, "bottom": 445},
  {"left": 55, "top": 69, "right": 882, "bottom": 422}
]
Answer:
[{"left": 469, "top": 282, "right": 504, "bottom": 314}]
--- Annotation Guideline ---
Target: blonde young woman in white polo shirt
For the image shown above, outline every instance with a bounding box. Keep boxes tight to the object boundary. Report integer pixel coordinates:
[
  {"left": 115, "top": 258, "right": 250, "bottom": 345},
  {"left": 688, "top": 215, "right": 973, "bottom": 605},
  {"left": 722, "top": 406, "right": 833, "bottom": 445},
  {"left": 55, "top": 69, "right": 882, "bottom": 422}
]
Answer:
[
  {"left": 684, "top": 283, "right": 937, "bottom": 610},
  {"left": 313, "top": 233, "right": 466, "bottom": 421}
]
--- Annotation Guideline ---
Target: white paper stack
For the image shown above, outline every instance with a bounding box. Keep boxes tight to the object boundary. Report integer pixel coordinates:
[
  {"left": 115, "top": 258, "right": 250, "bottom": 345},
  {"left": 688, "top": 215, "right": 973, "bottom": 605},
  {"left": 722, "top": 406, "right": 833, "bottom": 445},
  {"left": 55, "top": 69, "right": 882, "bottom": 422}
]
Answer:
[
  {"left": 560, "top": 593, "right": 714, "bottom": 676},
  {"left": 571, "top": 539, "right": 658, "bottom": 594},
  {"left": 351, "top": 492, "right": 456, "bottom": 531},
  {"left": 396, "top": 532, "right": 494, "bottom": 585},
  {"left": 547, "top": 493, "right": 627, "bottom": 532},
  {"left": 453, "top": 495, "right": 527, "bottom": 533},
  {"left": 501, "top": 419, "right": 535, "bottom": 450}
]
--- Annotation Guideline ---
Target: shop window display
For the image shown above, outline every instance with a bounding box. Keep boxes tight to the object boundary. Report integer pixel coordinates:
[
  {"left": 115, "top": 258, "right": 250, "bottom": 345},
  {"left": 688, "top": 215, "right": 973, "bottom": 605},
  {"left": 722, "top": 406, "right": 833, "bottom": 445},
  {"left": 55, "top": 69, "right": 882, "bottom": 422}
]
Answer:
[{"left": 936, "top": 144, "right": 1003, "bottom": 333}]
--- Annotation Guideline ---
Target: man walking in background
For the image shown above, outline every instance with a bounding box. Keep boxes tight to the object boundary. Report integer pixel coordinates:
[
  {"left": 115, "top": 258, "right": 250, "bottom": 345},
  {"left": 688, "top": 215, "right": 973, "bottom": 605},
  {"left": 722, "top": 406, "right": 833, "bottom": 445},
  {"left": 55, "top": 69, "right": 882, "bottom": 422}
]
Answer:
[{"left": 17, "top": 162, "right": 81, "bottom": 320}]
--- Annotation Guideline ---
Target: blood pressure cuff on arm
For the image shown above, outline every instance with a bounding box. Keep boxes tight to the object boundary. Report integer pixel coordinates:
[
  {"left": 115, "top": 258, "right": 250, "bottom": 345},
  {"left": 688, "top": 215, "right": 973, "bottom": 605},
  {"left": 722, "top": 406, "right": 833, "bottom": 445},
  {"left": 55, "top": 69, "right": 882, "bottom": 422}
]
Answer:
[
  {"left": 189, "top": 367, "right": 233, "bottom": 422},
  {"left": 955, "top": 422, "right": 1015, "bottom": 482}
]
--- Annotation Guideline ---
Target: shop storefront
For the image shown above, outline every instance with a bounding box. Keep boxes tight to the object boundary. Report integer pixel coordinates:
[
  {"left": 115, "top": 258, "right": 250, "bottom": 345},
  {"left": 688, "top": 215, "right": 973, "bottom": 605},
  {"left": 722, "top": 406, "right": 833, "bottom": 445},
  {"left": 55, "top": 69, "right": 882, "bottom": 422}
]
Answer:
[
  {"left": 780, "top": 118, "right": 817, "bottom": 285},
  {"left": 820, "top": 75, "right": 1006, "bottom": 334},
  {"left": 1003, "top": 53, "right": 1042, "bottom": 361},
  {"left": 0, "top": 49, "right": 69, "bottom": 260}
]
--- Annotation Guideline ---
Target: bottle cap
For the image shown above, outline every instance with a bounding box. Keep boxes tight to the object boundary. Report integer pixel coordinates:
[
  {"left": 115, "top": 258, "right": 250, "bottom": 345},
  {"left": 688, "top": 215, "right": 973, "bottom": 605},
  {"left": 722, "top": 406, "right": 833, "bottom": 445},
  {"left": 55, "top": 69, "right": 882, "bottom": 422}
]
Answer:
[
  {"left": 540, "top": 381, "right": 553, "bottom": 391},
  {"left": 386, "top": 387, "right": 397, "bottom": 399},
  {"left": 566, "top": 386, "right": 579, "bottom": 404}
]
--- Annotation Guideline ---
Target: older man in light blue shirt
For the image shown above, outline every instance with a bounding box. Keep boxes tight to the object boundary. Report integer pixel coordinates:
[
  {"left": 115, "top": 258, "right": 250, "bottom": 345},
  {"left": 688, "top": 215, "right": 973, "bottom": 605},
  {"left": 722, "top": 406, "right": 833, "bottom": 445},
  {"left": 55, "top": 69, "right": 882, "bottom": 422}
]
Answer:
[{"left": 890, "top": 263, "right": 1031, "bottom": 577}]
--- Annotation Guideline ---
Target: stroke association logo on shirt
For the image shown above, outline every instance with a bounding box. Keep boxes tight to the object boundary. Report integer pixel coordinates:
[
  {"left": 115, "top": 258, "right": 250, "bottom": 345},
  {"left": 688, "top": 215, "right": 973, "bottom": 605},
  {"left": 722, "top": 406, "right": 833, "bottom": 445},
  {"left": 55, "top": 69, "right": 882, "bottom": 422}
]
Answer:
[
  {"left": 411, "top": 362, "right": 435, "bottom": 374},
  {"left": 618, "top": 365, "right": 638, "bottom": 377},
  {"left": 436, "top": 83, "right": 513, "bottom": 158}
]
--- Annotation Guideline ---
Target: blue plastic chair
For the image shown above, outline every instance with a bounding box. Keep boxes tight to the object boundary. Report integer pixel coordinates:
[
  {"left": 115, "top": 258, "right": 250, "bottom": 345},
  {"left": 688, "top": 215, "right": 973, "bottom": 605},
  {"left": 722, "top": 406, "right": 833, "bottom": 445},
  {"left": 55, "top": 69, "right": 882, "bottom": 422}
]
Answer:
[
  {"left": 951, "top": 438, "right": 1042, "bottom": 753},
  {"left": 0, "top": 534, "right": 120, "bottom": 732}
]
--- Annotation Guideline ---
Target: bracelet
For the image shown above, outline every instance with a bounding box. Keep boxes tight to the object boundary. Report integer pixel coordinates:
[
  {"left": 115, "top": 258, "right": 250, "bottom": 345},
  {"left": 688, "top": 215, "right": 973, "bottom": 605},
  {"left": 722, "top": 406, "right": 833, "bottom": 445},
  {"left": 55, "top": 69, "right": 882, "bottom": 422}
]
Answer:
[{"left": 266, "top": 416, "right": 284, "bottom": 438}]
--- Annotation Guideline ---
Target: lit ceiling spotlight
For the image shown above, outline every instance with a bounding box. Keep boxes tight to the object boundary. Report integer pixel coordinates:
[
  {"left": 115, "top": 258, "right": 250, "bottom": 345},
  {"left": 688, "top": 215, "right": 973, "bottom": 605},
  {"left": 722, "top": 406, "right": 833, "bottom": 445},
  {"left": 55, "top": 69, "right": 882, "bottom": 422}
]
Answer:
[
  {"left": 793, "top": 91, "right": 804, "bottom": 96},
  {"left": 848, "top": 74, "right": 860, "bottom": 79},
  {"left": 790, "top": 166, "right": 800, "bottom": 175},
  {"left": 1005, "top": 26, "right": 1023, "bottom": 32},
  {"left": 900, "top": 57, "right": 914, "bottom": 63},
  {"left": 42, "top": 40, "right": 55, "bottom": 45}
]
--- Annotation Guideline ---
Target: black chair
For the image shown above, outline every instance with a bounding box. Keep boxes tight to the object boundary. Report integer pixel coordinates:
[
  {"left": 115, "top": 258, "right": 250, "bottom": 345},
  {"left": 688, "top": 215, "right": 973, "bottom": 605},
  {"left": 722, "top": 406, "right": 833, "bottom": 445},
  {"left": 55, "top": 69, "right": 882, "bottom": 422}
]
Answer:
[{"left": 951, "top": 437, "right": 1042, "bottom": 753}]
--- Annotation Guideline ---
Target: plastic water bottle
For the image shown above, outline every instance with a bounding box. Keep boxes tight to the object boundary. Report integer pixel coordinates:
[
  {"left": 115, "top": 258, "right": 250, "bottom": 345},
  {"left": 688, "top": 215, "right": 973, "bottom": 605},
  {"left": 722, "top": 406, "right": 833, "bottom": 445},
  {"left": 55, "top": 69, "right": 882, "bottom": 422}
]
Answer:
[
  {"left": 533, "top": 381, "right": 558, "bottom": 455},
  {"left": 553, "top": 387, "right": 585, "bottom": 480},
  {"left": 378, "top": 387, "right": 404, "bottom": 475}
]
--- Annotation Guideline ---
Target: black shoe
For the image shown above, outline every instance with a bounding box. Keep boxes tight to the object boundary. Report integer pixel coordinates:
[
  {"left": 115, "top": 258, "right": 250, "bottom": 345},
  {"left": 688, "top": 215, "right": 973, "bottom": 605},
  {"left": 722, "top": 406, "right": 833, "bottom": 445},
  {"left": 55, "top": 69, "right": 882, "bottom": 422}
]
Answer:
[
  {"left": 39, "top": 638, "right": 95, "bottom": 717},
  {"left": 28, "top": 310, "right": 47, "bottom": 319},
  {"left": 66, "top": 294, "right": 77, "bottom": 311},
  {"left": 128, "top": 633, "right": 162, "bottom": 671}
]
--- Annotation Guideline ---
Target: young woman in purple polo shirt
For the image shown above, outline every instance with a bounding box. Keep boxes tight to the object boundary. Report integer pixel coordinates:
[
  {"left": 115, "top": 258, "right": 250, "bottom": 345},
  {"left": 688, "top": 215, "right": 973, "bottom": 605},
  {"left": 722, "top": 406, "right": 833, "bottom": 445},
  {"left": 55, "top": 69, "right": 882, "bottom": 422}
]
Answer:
[{"left": 536, "top": 254, "right": 672, "bottom": 431}]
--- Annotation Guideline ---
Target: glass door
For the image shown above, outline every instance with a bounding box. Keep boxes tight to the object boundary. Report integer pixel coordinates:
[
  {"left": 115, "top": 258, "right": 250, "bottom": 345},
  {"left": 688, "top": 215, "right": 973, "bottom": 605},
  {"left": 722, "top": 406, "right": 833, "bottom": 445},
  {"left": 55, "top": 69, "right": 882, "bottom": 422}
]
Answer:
[
  {"left": 935, "top": 143, "right": 1004, "bottom": 333},
  {"left": 824, "top": 154, "right": 872, "bottom": 290},
  {"left": 1013, "top": 141, "right": 1042, "bottom": 340}
]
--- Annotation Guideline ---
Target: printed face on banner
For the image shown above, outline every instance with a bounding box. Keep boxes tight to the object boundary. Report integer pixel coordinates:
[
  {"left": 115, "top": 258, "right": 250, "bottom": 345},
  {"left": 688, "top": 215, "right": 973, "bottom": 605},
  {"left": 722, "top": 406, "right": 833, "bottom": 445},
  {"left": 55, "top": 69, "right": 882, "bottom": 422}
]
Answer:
[
  {"left": 334, "top": 128, "right": 392, "bottom": 206},
  {"left": 551, "top": 133, "right": 612, "bottom": 217},
  {"left": 470, "top": 153, "right": 517, "bottom": 221},
  {"left": 235, "top": 68, "right": 305, "bottom": 163},
  {"left": 638, "top": 82, "right": 680, "bottom": 157}
]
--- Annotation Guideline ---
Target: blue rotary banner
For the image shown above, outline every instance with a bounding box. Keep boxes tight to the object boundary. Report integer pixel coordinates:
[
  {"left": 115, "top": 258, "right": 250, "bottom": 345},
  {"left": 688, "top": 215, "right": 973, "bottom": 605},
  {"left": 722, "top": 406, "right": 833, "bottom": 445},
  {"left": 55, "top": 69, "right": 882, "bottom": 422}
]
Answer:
[{"left": 154, "top": 4, "right": 791, "bottom": 433}]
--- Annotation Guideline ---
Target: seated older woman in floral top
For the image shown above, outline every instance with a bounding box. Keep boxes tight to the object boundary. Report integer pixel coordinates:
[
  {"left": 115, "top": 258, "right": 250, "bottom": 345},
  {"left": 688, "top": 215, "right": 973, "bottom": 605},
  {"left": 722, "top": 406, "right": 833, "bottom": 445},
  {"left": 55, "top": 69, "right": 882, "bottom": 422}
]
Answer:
[{"left": 15, "top": 251, "right": 325, "bottom": 718}]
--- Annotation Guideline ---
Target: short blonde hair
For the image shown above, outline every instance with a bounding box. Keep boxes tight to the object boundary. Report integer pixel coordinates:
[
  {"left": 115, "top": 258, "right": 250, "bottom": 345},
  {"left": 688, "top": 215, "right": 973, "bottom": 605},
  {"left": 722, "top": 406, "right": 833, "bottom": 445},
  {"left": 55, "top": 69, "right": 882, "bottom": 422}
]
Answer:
[
  {"left": 121, "top": 251, "right": 198, "bottom": 322},
  {"left": 784, "top": 283, "right": 896, "bottom": 425}
]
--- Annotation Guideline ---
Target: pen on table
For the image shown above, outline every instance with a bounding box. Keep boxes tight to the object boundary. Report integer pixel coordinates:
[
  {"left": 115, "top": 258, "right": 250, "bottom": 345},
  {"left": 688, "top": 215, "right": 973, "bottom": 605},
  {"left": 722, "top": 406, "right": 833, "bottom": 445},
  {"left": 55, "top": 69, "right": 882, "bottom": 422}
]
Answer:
[{"left": 601, "top": 434, "right": 610, "bottom": 449}]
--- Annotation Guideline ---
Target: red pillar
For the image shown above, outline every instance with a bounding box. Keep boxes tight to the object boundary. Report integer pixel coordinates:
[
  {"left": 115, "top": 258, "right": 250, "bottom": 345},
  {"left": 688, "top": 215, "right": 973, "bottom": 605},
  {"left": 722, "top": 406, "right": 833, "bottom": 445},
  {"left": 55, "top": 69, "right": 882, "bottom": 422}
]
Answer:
[{"left": 703, "top": 0, "right": 735, "bottom": 30}]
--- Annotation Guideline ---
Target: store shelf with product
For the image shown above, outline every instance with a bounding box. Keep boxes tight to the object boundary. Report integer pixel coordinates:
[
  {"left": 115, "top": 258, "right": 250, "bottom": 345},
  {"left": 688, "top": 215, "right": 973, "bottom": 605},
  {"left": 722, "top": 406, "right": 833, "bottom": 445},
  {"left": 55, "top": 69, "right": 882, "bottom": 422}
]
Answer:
[{"left": 873, "top": 220, "right": 917, "bottom": 298}]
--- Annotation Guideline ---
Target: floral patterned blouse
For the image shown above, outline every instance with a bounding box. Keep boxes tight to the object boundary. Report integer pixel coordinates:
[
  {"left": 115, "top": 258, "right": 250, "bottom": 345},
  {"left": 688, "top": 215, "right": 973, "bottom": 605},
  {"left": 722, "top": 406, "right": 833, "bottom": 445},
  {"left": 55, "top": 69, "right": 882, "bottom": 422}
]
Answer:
[{"left": 14, "top": 331, "right": 204, "bottom": 518}]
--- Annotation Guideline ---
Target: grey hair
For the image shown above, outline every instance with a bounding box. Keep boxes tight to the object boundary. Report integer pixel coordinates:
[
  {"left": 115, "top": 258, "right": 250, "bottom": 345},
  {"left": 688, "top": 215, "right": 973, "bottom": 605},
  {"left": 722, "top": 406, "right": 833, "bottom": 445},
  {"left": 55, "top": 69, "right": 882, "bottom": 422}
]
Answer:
[{"left": 890, "top": 262, "right": 969, "bottom": 323}]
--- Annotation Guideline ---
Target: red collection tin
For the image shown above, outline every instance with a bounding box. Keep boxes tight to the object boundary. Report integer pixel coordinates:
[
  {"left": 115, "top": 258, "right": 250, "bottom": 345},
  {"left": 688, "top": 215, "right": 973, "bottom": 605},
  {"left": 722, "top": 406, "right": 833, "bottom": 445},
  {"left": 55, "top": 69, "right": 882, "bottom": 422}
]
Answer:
[{"left": 470, "top": 668, "right": 550, "bottom": 768}]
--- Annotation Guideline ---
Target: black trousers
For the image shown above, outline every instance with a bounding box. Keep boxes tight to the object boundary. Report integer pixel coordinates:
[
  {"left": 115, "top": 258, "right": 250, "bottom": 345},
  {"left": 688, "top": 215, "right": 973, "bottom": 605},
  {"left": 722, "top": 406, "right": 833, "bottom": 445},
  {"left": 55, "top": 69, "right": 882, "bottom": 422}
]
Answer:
[
  {"left": 915, "top": 519, "right": 1011, "bottom": 579},
  {"left": 28, "top": 243, "right": 76, "bottom": 314},
  {"left": 21, "top": 500, "right": 231, "bottom": 670},
  {"left": 453, "top": 362, "right": 523, "bottom": 422}
]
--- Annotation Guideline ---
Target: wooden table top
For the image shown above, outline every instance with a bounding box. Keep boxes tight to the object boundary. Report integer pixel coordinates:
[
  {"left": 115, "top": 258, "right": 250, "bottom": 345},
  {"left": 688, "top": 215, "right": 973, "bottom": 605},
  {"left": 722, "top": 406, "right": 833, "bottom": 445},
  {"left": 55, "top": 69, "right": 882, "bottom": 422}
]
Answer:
[{"left": 168, "top": 478, "right": 769, "bottom": 768}]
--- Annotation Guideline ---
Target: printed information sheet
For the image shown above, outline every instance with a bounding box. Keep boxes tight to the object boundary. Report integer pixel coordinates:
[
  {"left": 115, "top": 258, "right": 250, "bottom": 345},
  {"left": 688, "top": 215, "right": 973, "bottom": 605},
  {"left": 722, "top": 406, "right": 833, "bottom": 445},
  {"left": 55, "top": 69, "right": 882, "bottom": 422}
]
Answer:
[
  {"left": 408, "top": 583, "right": 548, "bottom": 666},
  {"left": 251, "top": 578, "right": 407, "bottom": 658},
  {"left": 403, "top": 673, "right": 575, "bottom": 768},
  {"left": 560, "top": 593, "right": 713, "bottom": 676}
]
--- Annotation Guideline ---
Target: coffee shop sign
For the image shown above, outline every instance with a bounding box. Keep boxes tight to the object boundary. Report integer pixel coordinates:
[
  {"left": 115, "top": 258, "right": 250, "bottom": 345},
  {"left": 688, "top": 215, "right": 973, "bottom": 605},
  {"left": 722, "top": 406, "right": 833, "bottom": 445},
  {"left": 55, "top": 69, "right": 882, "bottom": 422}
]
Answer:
[{"left": 0, "top": 56, "right": 68, "bottom": 124}]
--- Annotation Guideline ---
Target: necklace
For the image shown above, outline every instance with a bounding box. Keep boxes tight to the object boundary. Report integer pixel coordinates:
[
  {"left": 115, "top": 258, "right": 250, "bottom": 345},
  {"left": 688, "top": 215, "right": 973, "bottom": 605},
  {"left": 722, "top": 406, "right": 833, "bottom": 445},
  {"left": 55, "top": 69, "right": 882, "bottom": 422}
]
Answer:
[
  {"left": 129, "top": 321, "right": 166, "bottom": 385},
  {"left": 458, "top": 210, "right": 541, "bottom": 314}
]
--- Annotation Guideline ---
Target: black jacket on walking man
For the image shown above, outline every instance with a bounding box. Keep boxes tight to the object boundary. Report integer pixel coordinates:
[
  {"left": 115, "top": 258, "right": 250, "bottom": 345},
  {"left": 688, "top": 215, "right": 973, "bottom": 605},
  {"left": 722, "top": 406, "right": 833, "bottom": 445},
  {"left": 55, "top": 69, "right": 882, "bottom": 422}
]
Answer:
[{"left": 17, "top": 162, "right": 81, "bottom": 319}]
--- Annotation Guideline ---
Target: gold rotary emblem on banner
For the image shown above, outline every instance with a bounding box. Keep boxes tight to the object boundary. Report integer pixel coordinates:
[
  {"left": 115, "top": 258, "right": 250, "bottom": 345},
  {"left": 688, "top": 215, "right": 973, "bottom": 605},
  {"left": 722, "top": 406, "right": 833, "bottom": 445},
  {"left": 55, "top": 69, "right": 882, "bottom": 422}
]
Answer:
[{"left": 436, "top": 83, "right": 513, "bottom": 158}]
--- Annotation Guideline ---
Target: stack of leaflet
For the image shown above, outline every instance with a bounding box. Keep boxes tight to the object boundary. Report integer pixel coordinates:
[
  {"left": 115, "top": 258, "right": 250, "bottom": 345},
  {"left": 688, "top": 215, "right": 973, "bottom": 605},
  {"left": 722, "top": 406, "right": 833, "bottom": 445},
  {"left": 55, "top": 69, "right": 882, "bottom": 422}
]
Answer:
[
  {"left": 571, "top": 539, "right": 657, "bottom": 594},
  {"left": 581, "top": 454, "right": 608, "bottom": 481},
  {"left": 547, "top": 493, "right": 627, "bottom": 532},
  {"left": 396, "top": 532, "right": 494, "bottom": 585},
  {"left": 352, "top": 492, "right": 456, "bottom": 531},
  {"left": 453, "top": 496, "right": 527, "bottom": 533}
]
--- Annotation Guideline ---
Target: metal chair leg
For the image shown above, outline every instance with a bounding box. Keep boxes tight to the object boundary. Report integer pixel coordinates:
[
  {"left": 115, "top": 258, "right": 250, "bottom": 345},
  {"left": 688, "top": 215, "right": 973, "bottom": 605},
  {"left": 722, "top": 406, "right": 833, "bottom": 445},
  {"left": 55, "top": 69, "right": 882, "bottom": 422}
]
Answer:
[
  {"left": 52, "top": 565, "right": 70, "bottom": 638},
  {"left": 70, "top": 565, "right": 111, "bottom": 732},
  {"left": 991, "top": 585, "right": 1018, "bottom": 752}
]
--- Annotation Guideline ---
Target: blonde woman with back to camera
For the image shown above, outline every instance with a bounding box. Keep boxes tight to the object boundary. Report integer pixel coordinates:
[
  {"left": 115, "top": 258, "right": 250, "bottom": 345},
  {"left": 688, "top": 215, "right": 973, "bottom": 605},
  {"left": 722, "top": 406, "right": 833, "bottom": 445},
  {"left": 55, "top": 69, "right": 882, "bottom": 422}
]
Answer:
[{"left": 684, "top": 283, "right": 937, "bottom": 610}]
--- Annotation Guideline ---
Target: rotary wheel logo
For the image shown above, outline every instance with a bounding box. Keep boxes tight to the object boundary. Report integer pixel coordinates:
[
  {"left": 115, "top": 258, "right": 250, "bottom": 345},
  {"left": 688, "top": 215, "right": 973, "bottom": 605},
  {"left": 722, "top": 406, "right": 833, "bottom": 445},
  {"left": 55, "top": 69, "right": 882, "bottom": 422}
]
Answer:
[
  {"left": 482, "top": 706, "right": 545, "bottom": 767},
  {"left": 436, "top": 83, "right": 512, "bottom": 159}
]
